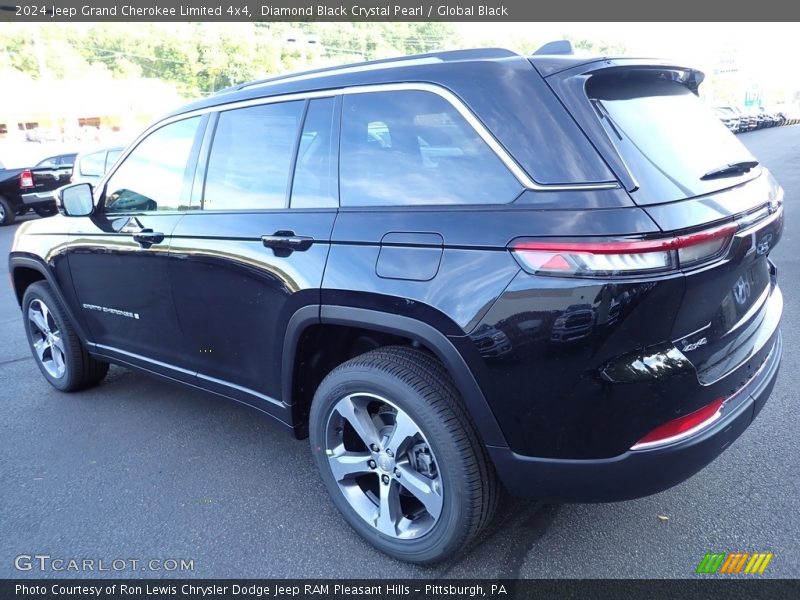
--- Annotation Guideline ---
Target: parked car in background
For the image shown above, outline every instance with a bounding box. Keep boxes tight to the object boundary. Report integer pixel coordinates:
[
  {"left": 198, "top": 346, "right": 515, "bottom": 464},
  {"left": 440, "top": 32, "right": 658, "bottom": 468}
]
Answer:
[
  {"left": 759, "top": 109, "right": 778, "bottom": 128},
  {"left": 721, "top": 105, "right": 800, "bottom": 131},
  {"left": 0, "top": 163, "right": 72, "bottom": 225},
  {"left": 550, "top": 304, "right": 596, "bottom": 342},
  {"left": 767, "top": 110, "right": 784, "bottom": 127},
  {"left": 9, "top": 45, "right": 785, "bottom": 564},
  {"left": 713, "top": 107, "right": 740, "bottom": 133},
  {"left": 470, "top": 323, "right": 514, "bottom": 359},
  {"left": 715, "top": 106, "right": 748, "bottom": 132},
  {"left": 25, "top": 128, "right": 62, "bottom": 143},
  {"left": 35, "top": 153, "right": 77, "bottom": 169},
  {"left": 751, "top": 109, "right": 763, "bottom": 129},
  {"left": 71, "top": 146, "right": 124, "bottom": 184}
]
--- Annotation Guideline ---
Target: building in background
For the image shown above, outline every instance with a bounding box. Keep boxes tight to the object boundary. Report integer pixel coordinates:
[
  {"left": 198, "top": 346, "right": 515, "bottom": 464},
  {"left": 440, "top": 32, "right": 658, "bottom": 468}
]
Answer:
[{"left": 0, "top": 70, "right": 183, "bottom": 142}]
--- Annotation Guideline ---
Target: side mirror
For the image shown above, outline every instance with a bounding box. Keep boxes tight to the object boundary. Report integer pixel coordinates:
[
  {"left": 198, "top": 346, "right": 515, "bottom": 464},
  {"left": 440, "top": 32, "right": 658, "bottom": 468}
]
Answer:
[{"left": 58, "top": 183, "right": 94, "bottom": 217}]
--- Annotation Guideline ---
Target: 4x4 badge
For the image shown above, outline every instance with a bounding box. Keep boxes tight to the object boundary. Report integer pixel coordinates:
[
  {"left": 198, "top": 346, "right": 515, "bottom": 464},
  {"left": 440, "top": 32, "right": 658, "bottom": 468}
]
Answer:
[{"left": 682, "top": 337, "right": 708, "bottom": 352}]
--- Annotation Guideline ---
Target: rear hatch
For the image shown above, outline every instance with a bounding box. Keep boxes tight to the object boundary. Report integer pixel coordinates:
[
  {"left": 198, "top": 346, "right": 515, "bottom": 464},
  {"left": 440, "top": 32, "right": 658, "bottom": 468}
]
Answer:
[{"left": 542, "top": 61, "right": 784, "bottom": 383}]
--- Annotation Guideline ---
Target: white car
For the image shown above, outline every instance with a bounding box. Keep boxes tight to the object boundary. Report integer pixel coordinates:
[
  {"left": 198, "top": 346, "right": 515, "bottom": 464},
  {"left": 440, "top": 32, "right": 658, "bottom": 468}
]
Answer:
[{"left": 71, "top": 146, "right": 124, "bottom": 184}]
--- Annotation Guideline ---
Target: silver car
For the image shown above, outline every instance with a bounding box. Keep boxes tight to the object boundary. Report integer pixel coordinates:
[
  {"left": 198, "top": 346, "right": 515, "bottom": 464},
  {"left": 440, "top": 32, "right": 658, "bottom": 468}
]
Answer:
[{"left": 70, "top": 146, "right": 124, "bottom": 184}]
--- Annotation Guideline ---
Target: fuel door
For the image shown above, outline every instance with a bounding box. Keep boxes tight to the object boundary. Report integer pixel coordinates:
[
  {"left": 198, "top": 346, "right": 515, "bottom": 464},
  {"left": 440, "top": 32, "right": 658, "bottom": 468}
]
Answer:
[{"left": 376, "top": 232, "right": 444, "bottom": 282}]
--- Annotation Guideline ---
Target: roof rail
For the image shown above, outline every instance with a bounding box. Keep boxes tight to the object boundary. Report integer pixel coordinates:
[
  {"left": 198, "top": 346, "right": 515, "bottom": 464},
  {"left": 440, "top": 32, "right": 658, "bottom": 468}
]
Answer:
[
  {"left": 533, "top": 40, "right": 575, "bottom": 56},
  {"left": 230, "top": 48, "right": 520, "bottom": 93}
]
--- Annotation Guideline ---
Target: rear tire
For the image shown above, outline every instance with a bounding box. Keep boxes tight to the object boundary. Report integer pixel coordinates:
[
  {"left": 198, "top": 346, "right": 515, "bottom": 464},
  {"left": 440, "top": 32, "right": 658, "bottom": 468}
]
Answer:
[
  {"left": 0, "top": 196, "right": 15, "bottom": 226},
  {"left": 309, "top": 346, "right": 498, "bottom": 563},
  {"left": 22, "top": 281, "right": 109, "bottom": 392}
]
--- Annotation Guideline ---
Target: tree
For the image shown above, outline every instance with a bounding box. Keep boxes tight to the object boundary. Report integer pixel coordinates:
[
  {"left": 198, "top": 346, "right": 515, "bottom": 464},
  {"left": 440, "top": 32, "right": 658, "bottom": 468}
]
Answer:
[{"left": 0, "top": 22, "right": 463, "bottom": 97}]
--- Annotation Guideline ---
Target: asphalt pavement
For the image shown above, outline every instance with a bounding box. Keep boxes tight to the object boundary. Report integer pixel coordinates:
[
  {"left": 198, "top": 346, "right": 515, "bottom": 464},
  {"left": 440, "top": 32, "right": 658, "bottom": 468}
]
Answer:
[{"left": 1, "top": 126, "right": 799, "bottom": 579}]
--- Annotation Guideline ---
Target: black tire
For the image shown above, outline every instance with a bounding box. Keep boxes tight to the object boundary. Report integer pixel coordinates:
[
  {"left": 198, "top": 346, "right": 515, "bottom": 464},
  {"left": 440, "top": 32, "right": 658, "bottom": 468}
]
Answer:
[
  {"left": 22, "top": 281, "right": 109, "bottom": 392},
  {"left": 0, "top": 195, "right": 15, "bottom": 226},
  {"left": 33, "top": 206, "right": 57, "bottom": 218},
  {"left": 309, "top": 346, "right": 498, "bottom": 563}
]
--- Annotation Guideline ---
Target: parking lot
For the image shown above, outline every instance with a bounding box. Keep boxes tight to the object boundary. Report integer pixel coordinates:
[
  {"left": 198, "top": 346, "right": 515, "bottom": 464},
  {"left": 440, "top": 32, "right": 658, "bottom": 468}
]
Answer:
[{"left": 1, "top": 125, "right": 798, "bottom": 579}]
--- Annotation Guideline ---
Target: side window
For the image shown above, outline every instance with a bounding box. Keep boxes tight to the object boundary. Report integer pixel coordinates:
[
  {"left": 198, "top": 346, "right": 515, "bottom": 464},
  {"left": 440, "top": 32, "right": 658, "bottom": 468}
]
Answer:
[
  {"left": 203, "top": 101, "right": 304, "bottom": 210},
  {"left": 79, "top": 151, "right": 106, "bottom": 178},
  {"left": 105, "top": 117, "right": 201, "bottom": 214},
  {"left": 290, "top": 98, "right": 338, "bottom": 208},
  {"left": 340, "top": 90, "right": 521, "bottom": 206}
]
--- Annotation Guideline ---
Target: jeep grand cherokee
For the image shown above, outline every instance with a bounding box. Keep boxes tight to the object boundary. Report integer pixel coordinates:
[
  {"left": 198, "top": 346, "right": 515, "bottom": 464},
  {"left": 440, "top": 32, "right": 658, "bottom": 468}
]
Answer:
[{"left": 9, "top": 47, "right": 783, "bottom": 563}]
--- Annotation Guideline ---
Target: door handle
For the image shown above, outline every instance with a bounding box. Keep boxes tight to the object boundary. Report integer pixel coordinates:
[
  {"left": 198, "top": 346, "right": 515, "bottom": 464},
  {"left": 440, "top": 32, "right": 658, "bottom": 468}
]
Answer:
[
  {"left": 133, "top": 229, "right": 165, "bottom": 247},
  {"left": 261, "top": 231, "right": 314, "bottom": 256}
]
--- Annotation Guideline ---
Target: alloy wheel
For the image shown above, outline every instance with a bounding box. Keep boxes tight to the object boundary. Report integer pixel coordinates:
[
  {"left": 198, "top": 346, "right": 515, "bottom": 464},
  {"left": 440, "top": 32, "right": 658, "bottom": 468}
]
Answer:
[
  {"left": 27, "top": 298, "right": 67, "bottom": 379},
  {"left": 324, "top": 393, "right": 443, "bottom": 539}
]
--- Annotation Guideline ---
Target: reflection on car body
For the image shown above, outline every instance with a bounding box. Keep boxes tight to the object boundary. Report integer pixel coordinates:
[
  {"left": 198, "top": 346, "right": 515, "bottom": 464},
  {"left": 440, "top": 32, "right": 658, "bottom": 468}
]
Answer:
[
  {"left": 550, "top": 303, "right": 595, "bottom": 342},
  {"left": 470, "top": 323, "right": 513, "bottom": 358}
]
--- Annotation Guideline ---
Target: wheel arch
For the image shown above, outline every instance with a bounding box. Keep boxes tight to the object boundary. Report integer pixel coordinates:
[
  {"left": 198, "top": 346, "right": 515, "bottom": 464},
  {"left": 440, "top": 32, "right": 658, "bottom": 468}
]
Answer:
[
  {"left": 9, "top": 255, "right": 92, "bottom": 344},
  {"left": 282, "top": 304, "right": 509, "bottom": 449}
]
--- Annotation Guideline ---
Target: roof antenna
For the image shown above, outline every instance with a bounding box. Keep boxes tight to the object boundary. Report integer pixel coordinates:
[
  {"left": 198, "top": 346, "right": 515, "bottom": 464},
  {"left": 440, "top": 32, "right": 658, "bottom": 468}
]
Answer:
[{"left": 533, "top": 40, "right": 575, "bottom": 56}]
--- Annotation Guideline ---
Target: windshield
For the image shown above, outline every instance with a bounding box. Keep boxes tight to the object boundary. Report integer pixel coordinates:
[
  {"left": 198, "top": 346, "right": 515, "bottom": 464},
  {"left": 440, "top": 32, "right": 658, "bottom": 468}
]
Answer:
[{"left": 588, "top": 75, "right": 757, "bottom": 204}]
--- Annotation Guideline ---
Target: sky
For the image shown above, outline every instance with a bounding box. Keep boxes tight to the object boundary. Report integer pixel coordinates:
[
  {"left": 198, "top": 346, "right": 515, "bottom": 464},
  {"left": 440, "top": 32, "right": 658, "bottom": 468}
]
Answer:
[
  {"left": 456, "top": 22, "right": 800, "bottom": 91},
  {"left": 457, "top": 22, "right": 799, "bottom": 62},
  {"left": 451, "top": 22, "right": 800, "bottom": 105}
]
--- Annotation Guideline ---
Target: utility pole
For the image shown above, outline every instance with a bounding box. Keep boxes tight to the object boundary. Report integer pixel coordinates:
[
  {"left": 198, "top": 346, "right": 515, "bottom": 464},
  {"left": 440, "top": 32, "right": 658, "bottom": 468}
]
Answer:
[
  {"left": 30, "top": 25, "right": 60, "bottom": 136},
  {"left": 31, "top": 25, "right": 47, "bottom": 79}
]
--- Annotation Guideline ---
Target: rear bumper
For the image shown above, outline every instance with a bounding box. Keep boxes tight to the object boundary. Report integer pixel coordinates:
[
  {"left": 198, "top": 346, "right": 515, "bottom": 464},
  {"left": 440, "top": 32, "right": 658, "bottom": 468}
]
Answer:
[
  {"left": 21, "top": 191, "right": 56, "bottom": 206},
  {"left": 488, "top": 331, "right": 781, "bottom": 502}
]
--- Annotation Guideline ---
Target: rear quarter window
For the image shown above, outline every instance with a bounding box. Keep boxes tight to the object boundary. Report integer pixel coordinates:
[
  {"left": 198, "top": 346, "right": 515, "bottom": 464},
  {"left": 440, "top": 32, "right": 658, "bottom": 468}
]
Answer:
[{"left": 339, "top": 90, "right": 522, "bottom": 207}]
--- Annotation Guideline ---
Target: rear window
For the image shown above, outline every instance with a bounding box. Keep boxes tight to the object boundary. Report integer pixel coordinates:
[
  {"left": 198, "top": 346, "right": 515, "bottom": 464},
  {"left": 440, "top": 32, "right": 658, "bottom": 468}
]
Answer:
[
  {"left": 588, "top": 75, "right": 757, "bottom": 204},
  {"left": 35, "top": 157, "right": 57, "bottom": 168}
]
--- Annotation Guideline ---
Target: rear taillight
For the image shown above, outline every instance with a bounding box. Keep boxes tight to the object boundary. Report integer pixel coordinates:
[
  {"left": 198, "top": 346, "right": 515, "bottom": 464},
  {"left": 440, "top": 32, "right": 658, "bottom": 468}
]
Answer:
[
  {"left": 631, "top": 398, "right": 725, "bottom": 450},
  {"left": 510, "top": 222, "right": 737, "bottom": 278},
  {"left": 19, "top": 169, "right": 34, "bottom": 189}
]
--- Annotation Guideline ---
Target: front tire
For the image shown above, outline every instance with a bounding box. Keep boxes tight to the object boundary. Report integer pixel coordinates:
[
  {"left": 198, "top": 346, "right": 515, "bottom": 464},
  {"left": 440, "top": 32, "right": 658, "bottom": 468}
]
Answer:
[
  {"left": 22, "top": 281, "right": 109, "bottom": 392},
  {"left": 309, "top": 346, "right": 498, "bottom": 563}
]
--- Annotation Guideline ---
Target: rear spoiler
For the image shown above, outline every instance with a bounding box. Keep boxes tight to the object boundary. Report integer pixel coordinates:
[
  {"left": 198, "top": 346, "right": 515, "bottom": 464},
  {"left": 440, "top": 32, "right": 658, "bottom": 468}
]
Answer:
[{"left": 530, "top": 56, "right": 705, "bottom": 92}]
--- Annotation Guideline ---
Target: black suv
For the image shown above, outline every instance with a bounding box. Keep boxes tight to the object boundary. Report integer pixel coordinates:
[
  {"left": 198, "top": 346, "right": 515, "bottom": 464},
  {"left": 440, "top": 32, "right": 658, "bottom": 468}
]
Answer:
[{"left": 9, "top": 48, "right": 784, "bottom": 563}]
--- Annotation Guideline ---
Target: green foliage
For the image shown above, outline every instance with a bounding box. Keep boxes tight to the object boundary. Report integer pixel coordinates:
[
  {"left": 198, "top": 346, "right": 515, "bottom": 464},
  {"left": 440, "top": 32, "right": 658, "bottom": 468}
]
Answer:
[
  {"left": 0, "top": 25, "right": 38, "bottom": 74},
  {"left": 0, "top": 23, "right": 463, "bottom": 97}
]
